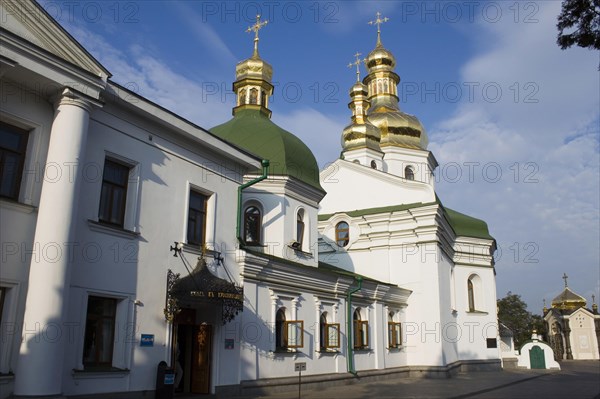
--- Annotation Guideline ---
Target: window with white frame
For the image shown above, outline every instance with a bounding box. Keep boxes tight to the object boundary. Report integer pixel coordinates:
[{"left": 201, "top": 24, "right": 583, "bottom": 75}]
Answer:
[
  {"left": 404, "top": 165, "right": 415, "bottom": 181},
  {"left": 244, "top": 205, "right": 262, "bottom": 245},
  {"left": 467, "top": 274, "right": 483, "bottom": 312},
  {"left": 353, "top": 308, "right": 369, "bottom": 349},
  {"left": 97, "top": 155, "right": 139, "bottom": 231},
  {"left": 83, "top": 296, "right": 117, "bottom": 367},
  {"left": 187, "top": 190, "right": 208, "bottom": 246},
  {"left": 296, "top": 209, "right": 305, "bottom": 248},
  {"left": 0, "top": 122, "right": 29, "bottom": 201},
  {"left": 388, "top": 311, "right": 402, "bottom": 348},
  {"left": 335, "top": 221, "right": 349, "bottom": 247},
  {"left": 319, "top": 312, "right": 340, "bottom": 350}
]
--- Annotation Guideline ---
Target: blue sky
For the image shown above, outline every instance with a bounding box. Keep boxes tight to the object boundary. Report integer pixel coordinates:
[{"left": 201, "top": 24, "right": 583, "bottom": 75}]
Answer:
[{"left": 40, "top": 1, "right": 599, "bottom": 313}]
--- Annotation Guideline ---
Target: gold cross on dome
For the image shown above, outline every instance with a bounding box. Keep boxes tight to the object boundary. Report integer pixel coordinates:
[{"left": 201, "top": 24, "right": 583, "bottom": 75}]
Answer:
[
  {"left": 368, "top": 12, "right": 389, "bottom": 45},
  {"left": 347, "top": 52, "right": 363, "bottom": 82},
  {"left": 562, "top": 272, "right": 568, "bottom": 287},
  {"left": 246, "top": 15, "right": 268, "bottom": 56}
]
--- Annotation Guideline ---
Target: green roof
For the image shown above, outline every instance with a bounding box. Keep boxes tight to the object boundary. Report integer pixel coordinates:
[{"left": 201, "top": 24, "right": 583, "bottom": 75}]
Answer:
[
  {"left": 318, "top": 202, "right": 435, "bottom": 221},
  {"left": 443, "top": 207, "right": 494, "bottom": 240},
  {"left": 210, "top": 108, "right": 324, "bottom": 192},
  {"left": 318, "top": 200, "right": 493, "bottom": 240}
]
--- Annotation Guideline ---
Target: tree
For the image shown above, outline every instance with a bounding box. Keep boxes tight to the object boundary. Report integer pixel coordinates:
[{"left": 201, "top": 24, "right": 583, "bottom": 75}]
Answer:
[
  {"left": 557, "top": 0, "right": 600, "bottom": 50},
  {"left": 497, "top": 292, "right": 540, "bottom": 349}
]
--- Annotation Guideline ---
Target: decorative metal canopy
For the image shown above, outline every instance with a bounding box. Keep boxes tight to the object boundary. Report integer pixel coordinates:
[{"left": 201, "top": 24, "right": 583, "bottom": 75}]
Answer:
[{"left": 164, "top": 256, "right": 243, "bottom": 324}]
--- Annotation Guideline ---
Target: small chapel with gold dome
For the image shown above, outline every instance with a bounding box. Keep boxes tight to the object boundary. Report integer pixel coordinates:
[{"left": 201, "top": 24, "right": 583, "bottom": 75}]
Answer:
[{"left": 544, "top": 274, "right": 600, "bottom": 360}]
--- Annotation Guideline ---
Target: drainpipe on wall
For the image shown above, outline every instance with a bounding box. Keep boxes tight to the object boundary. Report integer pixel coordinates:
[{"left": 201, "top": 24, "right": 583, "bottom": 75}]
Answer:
[
  {"left": 237, "top": 159, "right": 270, "bottom": 245},
  {"left": 346, "top": 276, "right": 363, "bottom": 375}
]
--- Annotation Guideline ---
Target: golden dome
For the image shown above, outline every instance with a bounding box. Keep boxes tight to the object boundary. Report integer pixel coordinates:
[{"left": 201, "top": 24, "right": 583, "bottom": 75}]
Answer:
[
  {"left": 235, "top": 54, "right": 273, "bottom": 83},
  {"left": 551, "top": 287, "right": 587, "bottom": 310},
  {"left": 362, "top": 16, "right": 428, "bottom": 150},
  {"left": 231, "top": 15, "right": 274, "bottom": 116},
  {"left": 342, "top": 121, "right": 381, "bottom": 152},
  {"left": 342, "top": 81, "right": 381, "bottom": 152},
  {"left": 368, "top": 107, "right": 428, "bottom": 150},
  {"left": 365, "top": 43, "right": 396, "bottom": 74}
]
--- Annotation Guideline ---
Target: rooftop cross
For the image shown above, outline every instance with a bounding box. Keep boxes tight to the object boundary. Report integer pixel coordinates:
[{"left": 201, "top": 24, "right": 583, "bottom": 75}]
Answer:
[
  {"left": 347, "top": 52, "right": 363, "bottom": 82},
  {"left": 562, "top": 272, "right": 569, "bottom": 288},
  {"left": 368, "top": 12, "right": 389, "bottom": 46},
  {"left": 246, "top": 15, "right": 268, "bottom": 57}
]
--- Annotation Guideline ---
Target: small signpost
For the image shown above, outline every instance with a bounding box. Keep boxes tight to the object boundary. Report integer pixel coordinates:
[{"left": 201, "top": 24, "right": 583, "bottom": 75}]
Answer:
[{"left": 294, "top": 362, "right": 306, "bottom": 399}]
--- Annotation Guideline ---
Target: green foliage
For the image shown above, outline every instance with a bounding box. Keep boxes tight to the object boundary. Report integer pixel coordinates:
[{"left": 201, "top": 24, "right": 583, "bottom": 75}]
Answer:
[
  {"left": 497, "top": 291, "right": 541, "bottom": 348},
  {"left": 557, "top": 0, "right": 600, "bottom": 50}
]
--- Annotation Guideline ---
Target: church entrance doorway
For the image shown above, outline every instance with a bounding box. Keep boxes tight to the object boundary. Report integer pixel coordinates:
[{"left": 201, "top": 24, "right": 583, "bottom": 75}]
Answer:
[{"left": 173, "top": 309, "right": 213, "bottom": 394}]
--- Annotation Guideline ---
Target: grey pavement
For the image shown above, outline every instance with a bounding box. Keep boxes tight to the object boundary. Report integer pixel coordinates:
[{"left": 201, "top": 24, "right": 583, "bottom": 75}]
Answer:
[{"left": 192, "top": 360, "right": 600, "bottom": 399}]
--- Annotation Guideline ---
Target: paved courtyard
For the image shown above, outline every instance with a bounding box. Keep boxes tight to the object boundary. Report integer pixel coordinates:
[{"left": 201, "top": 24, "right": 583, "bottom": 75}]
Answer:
[{"left": 196, "top": 361, "right": 600, "bottom": 399}]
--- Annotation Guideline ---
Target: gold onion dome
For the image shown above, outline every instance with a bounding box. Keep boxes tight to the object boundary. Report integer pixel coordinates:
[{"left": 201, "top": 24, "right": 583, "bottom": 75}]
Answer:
[
  {"left": 211, "top": 15, "right": 324, "bottom": 192},
  {"left": 342, "top": 80, "right": 381, "bottom": 152},
  {"left": 363, "top": 13, "right": 428, "bottom": 150},
  {"left": 551, "top": 274, "right": 587, "bottom": 310}
]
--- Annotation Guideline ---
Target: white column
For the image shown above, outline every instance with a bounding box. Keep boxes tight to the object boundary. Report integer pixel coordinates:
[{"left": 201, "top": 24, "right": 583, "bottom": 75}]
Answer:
[{"left": 14, "top": 88, "right": 98, "bottom": 396}]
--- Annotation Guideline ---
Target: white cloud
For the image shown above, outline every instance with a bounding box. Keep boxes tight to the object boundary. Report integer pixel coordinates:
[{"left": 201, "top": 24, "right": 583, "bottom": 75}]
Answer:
[{"left": 429, "top": 2, "right": 599, "bottom": 308}]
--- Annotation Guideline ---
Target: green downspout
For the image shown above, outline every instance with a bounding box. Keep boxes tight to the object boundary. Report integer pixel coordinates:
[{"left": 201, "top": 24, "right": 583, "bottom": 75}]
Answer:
[
  {"left": 237, "top": 159, "right": 270, "bottom": 244},
  {"left": 346, "top": 277, "right": 363, "bottom": 375}
]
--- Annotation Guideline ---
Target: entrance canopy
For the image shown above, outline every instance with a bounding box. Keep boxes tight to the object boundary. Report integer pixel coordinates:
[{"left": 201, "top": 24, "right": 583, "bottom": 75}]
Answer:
[{"left": 166, "top": 257, "right": 243, "bottom": 324}]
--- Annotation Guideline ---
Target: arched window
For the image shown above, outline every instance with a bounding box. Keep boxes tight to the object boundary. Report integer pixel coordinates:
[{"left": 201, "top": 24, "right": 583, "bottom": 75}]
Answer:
[
  {"left": 275, "top": 308, "right": 286, "bottom": 350},
  {"left": 244, "top": 206, "right": 261, "bottom": 245},
  {"left": 405, "top": 166, "right": 415, "bottom": 181},
  {"left": 296, "top": 209, "right": 305, "bottom": 248},
  {"left": 238, "top": 88, "right": 246, "bottom": 105},
  {"left": 319, "top": 313, "right": 327, "bottom": 351},
  {"left": 249, "top": 88, "right": 258, "bottom": 104},
  {"left": 335, "top": 222, "right": 349, "bottom": 247},
  {"left": 319, "top": 312, "right": 340, "bottom": 350},
  {"left": 353, "top": 308, "right": 368, "bottom": 349},
  {"left": 467, "top": 278, "right": 475, "bottom": 312}
]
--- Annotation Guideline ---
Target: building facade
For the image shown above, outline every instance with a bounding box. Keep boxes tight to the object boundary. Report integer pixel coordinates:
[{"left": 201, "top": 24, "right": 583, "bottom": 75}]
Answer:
[{"left": 1, "top": 3, "right": 500, "bottom": 398}]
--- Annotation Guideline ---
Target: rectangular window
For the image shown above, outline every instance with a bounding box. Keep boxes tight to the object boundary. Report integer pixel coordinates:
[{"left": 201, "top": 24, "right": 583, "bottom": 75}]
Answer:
[
  {"left": 325, "top": 323, "right": 340, "bottom": 348},
  {"left": 187, "top": 190, "right": 208, "bottom": 246},
  {"left": 486, "top": 338, "right": 498, "bottom": 348},
  {"left": 83, "top": 296, "right": 117, "bottom": 366},
  {"left": 99, "top": 159, "right": 129, "bottom": 226},
  {"left": 0, "top": 122, "right": 29, "bottom": 200},
  {"left": 284, "top": 320, "right": 304, "bottom": 349},
  {"left": 354, "top": 320, "right": 369, "bottom": 349},
  {"left": 388, "top": 322, "right": 402, "bottom": 348}
]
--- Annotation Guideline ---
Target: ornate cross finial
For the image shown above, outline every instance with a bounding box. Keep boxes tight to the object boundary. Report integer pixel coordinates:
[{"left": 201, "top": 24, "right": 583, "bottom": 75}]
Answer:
[
  {"left": 543, "top": 298, "right": 546, "bottom": 307},
  {"left": 593, "top": 294, "right": 596, "bottom": 304},
  {"left": 562, "top": 272, "right": 569, "bottom": 287},
  {"left": 368, "top": 12, "right": 389, "bottom": 46},
  {"left": 347, "top": 52, "right": 363, "bottom": 82},
  {"left": 246, "top": 15, "right": 268, "bottom": 57}
]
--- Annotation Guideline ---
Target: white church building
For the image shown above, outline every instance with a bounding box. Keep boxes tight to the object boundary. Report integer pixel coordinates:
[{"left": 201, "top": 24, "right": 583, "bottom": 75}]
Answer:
[{"left": 0, "top": 2, "right": 500, "bottom": 398}]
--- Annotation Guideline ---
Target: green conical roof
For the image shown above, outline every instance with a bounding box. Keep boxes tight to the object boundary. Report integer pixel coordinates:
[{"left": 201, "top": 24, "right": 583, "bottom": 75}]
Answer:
[{"left": 210, "top": 108, "right": 324, "bottom": 193}]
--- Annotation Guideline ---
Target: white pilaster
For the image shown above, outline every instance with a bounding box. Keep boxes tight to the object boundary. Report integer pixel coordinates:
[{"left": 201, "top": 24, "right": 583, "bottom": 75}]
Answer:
[{"left": 14, "top": 88, "right": 99, "bottom": 396}]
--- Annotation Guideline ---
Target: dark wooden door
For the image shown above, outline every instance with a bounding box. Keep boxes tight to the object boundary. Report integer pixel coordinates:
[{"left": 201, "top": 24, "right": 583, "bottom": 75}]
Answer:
[{"left": 191, "top": 324, "right": 212, "bottom": 394}]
